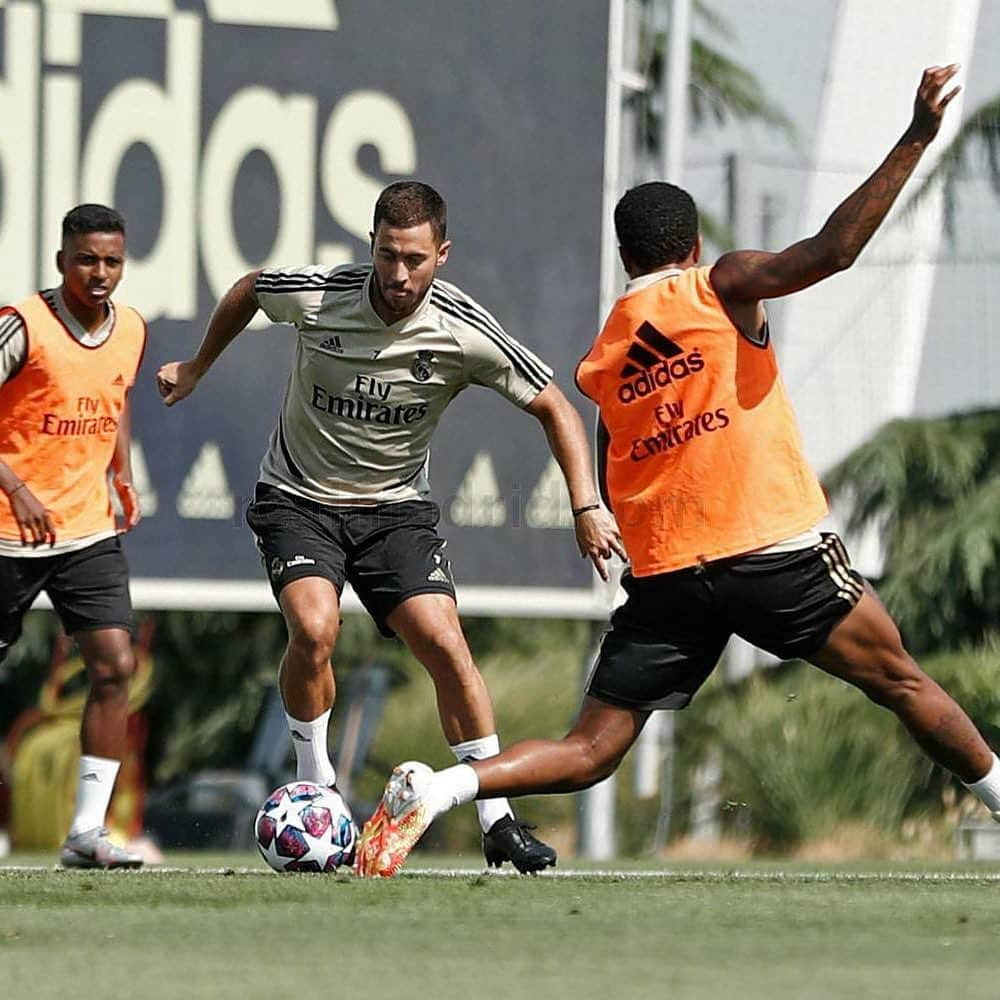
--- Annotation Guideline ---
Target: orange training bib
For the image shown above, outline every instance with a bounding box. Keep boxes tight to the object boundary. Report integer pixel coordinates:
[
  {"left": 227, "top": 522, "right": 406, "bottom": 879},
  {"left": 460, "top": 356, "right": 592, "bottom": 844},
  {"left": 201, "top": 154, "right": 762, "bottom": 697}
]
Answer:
[
  {"left": 0, "top": 293, "right": 146, "bottom": 541},
  {"left": 576, "top": 266, "right": 827, "bottom": 575}
]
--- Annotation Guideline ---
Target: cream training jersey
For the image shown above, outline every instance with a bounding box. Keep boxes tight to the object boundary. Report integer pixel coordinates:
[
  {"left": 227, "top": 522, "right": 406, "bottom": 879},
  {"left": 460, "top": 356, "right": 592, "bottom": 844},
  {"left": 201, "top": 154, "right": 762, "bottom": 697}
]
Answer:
[{"left": 254, "top": 264, "right": 553, "bottom": 505}]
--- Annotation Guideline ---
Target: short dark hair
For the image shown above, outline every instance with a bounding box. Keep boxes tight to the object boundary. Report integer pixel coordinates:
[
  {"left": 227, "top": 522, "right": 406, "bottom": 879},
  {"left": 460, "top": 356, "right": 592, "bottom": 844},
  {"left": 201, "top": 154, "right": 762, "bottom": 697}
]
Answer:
[
  {"left": 61, "top": 203, "right": 126, "bottom": 244},
  {"left": 614, "top": 182, "right": 698, "bottom": 272},
  {"left": 373, "top": 182, "right": 447, "bottom": 244}
]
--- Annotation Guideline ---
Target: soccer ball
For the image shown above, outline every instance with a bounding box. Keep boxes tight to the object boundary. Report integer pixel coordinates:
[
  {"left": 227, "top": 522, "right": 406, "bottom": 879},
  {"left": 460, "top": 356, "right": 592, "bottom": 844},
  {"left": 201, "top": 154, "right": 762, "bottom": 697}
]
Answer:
[{"left": 254, "top": 781, "right": 358, "bottom": 873}]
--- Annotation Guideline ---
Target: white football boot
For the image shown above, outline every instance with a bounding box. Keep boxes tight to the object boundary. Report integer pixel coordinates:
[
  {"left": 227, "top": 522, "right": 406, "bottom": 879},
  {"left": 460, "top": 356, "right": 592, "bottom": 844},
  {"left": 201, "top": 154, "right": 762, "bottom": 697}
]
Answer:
[{"left": 60, "top": 827, "right": 143, "bottom": 870}]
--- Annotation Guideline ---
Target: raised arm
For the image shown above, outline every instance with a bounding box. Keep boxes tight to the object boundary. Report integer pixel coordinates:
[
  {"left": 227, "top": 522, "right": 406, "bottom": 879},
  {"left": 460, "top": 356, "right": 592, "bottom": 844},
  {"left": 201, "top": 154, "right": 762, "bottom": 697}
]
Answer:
[
  {"left": 157, "top": 269, "right": 261, "bottom": 406},
  {"left": 711, "top": 65, "right": 960, "bottom": 312},
  {"left": 525, "top": 383, "right": 626, "bottom": 580}
]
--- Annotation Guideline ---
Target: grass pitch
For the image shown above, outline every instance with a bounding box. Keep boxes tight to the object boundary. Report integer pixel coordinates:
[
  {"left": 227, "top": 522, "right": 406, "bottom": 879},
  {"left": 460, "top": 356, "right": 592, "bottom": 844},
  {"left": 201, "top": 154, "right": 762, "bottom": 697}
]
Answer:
[{"left": 3, "top": 854, "right": 1000, "bottom": 999}]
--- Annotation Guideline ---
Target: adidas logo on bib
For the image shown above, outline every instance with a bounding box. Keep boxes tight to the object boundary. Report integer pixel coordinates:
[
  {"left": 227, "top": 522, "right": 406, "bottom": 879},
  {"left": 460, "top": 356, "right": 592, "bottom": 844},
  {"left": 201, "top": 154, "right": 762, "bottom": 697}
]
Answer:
[{"left": 617, "top": 321, "right": 704, "bottom": 404}]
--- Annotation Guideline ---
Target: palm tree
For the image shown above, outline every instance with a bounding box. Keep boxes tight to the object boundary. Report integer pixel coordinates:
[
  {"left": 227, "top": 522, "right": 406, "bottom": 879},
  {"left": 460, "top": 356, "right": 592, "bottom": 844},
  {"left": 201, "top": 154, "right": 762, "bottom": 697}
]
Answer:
[
  {"left": 626, "top": 0, "right": 794, "bottom": 248},
  {"left": 825, "top": 408, "right": 1000, "bottom": 653}
]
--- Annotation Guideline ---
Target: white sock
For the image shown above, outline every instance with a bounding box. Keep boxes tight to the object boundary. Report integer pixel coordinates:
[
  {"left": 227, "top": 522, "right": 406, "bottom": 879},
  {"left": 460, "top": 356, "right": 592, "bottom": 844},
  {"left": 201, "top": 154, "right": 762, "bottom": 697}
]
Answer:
[
  {"left": 450, "top": 735, "right": 512, "bottom": 833},
  {"left": 68, "top": 755, "right": 120, "bottom": 836},
  {"left": 963, "top": 753, "right": 1000, "bottom": 815},
  {"left": 286, "top": 708, "right": 337, "bottom": 786},
  {"left": 429, "top": 764, "right": 480, "bottom": 821}
]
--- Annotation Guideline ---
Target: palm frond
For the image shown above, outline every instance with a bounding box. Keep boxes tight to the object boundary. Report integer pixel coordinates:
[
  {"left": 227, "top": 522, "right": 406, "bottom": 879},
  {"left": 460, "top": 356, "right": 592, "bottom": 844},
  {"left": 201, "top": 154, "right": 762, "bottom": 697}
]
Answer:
[
  {"left": 825, "top": 412, "right": 991, "bottom": 533},
  {"left": 692, "top": 0, "right": 736, "bottom": 42},
  {"left": 827, "top": 408, "right": 1000, "bottom": 651},
  {"left": 689, "top": 39, "right": 794, "bottom": 136},
  {"left": 628, "top": 12, "right": 795, "bottom": 155}
]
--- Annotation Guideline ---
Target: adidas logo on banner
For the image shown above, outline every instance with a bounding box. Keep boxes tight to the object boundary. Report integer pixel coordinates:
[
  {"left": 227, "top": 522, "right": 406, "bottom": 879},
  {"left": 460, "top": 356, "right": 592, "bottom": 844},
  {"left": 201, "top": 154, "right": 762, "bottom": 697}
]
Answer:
[
  {"left": 449, "top": 452, "right": 506, "bottom": 527},
  {"left": 176, "top": 442, "right": 235, "bottom": 520},
  {"left": 130, "top": 441, "right": 158, "bottom": 517},
  {"left": 112, "top": 374, "right": 125, "bottom": 386},
  {"left": 526, "top": 456, "right": 573, "bottom": 529},
  {"left": 617, "top": 321, "right": 704, "bottom": 404}
]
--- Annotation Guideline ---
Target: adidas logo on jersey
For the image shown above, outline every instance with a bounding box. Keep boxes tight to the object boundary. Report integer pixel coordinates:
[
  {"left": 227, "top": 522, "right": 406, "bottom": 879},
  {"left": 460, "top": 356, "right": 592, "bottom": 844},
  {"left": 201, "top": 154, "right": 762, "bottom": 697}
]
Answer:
[
  {"left": 617, "top": 321, "right": 703, "bottom": 405},
  {"left": 318, "top": 336, "right": 344, "bottom": 353},
  {"left": 112, "top": 374, "right": 125, "bottom": 386}
]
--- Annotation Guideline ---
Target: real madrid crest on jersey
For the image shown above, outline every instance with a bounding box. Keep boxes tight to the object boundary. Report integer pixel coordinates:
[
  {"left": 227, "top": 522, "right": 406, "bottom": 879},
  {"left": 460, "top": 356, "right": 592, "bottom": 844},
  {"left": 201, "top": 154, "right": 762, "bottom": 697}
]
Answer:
[{"left": 411, "top": 349, "right": 438, "bottom": 382}]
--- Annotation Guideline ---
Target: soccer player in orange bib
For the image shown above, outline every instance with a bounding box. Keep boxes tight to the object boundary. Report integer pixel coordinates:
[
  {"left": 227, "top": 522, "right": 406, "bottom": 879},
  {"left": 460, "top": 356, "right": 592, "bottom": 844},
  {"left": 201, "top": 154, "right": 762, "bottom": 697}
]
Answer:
[
  {"left": 355, "top": 66, "right": 1000, "bottom": 876},
  {"left": 0, "top": 204, "right": 146, "bottom": 868}
]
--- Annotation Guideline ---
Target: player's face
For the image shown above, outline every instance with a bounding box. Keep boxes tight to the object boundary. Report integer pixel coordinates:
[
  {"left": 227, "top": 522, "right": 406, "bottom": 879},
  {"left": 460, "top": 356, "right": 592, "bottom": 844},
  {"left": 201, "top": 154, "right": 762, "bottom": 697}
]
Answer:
[
  {"left": 57, "top": 231, "right": 126, "bottom": 314},
  {"left": 370, "top": 221, "right": 450, "bottom": 321}
]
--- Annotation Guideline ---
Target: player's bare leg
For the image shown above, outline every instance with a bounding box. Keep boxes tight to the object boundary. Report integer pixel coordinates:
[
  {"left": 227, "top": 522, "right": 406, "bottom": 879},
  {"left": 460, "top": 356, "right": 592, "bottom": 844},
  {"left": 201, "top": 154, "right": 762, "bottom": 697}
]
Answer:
[
  {"left": 61, "top": 627, "right": 142, "bottom": 869},
  {"left": 76, "top": 627, "right": 133, "bottom": 761},
  {"left": 387, "top": 594, "right": 494, "bottom": 742},
  {"left": 383, "top": 593, "right": 556, "bottom": 872},
  {"left": 277, "top": 577, "right": 340, "bottom": 787},
  {"left": 812, "top": 587, "right": 1000, "bottom": 818},
  {"left": 356, "top": 697, "right": 646, "bottom": 877},
  {"left": 473, "top": 697, "right": 648, "bottom": 797},
  {"left": 809, "top": 587, "right": 993, "bottom": 783}
]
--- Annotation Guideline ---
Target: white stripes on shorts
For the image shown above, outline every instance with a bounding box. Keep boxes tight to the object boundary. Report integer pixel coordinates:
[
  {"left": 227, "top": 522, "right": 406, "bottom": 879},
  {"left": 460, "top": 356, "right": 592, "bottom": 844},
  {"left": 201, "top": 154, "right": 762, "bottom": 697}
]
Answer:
[{"left": 816, "top": 533, "right": 864, "bottom": 605}]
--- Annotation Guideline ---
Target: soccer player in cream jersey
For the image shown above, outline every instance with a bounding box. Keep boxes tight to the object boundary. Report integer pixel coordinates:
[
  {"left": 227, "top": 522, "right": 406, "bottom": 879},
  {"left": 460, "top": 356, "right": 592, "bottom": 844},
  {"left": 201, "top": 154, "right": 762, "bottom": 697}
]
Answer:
[
  {"left": 0, "top": 204, "right": 146, "bottom": 869},
  {"left": 157, "top": 181, "right": 624, "bottom": 873}
]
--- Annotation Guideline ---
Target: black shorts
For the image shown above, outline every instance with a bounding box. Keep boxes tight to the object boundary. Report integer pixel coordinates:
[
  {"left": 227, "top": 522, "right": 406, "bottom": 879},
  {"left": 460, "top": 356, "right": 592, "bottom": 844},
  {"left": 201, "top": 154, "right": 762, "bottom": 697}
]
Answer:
[
  {"left": 585, "top": 533, "right": 865, "bottom": 712},
  {"left": 246, "top": 483, "right": 456, "bottom": 637},
  {"left": 0, "top": 536, "right": 133, "bottom": 663}
]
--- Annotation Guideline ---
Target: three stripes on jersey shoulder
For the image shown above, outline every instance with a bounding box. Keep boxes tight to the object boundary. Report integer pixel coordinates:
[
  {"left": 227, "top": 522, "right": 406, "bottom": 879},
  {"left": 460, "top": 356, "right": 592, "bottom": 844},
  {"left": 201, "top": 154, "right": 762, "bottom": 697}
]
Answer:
[
  {"left": 431, "top": 282, "right": 550, "bottom": 391},
  {"left": 255, "top": 266, "right": 369, "bottom": 295},
  {"left": 0, "top": 310, "right": 24, "bottom": 351}
]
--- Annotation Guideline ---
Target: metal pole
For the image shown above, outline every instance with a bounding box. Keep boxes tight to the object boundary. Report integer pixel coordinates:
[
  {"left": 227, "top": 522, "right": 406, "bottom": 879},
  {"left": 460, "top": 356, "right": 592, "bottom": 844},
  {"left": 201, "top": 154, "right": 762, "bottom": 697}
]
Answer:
[
  {"left": 577, "top": 625, "right": 617, "bottom": 860},
  {"left": 578, "top": 0, "right": 629, "bottom": 859},
  {"left": 662, "top": 0, "right": 691, "bottom": 183},
  {"left": 598, "top": 0, "right": 628, "bottom": 325}
]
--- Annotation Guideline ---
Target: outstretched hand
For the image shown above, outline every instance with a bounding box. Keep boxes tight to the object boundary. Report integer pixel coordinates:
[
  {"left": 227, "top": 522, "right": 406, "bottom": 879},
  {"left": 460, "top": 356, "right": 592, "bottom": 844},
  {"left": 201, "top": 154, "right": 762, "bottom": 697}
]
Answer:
[
  {"left": 907, "top": 64, "right": 961, "bottom": 146},
  {"left": 156, "top": 360, "right": 201, "bottom": 406},
  {"left": 574, "top": 507, "right": 627, "bottom": 581}
]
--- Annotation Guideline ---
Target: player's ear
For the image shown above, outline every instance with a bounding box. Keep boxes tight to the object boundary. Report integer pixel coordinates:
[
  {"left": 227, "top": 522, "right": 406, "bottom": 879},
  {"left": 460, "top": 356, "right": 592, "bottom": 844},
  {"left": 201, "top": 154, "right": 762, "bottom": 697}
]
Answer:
[
  {"left": 369, "top": 231, "right": 375, "bottom": 254},
  {"left": 56, "top": 250, "right": 65, "bottom": 276},
  {"left": 693, "top": 234, "right": 703, "bottom": 265},
  {"left": 436, "top": 239, "right": 451, "bottom": 267}
]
